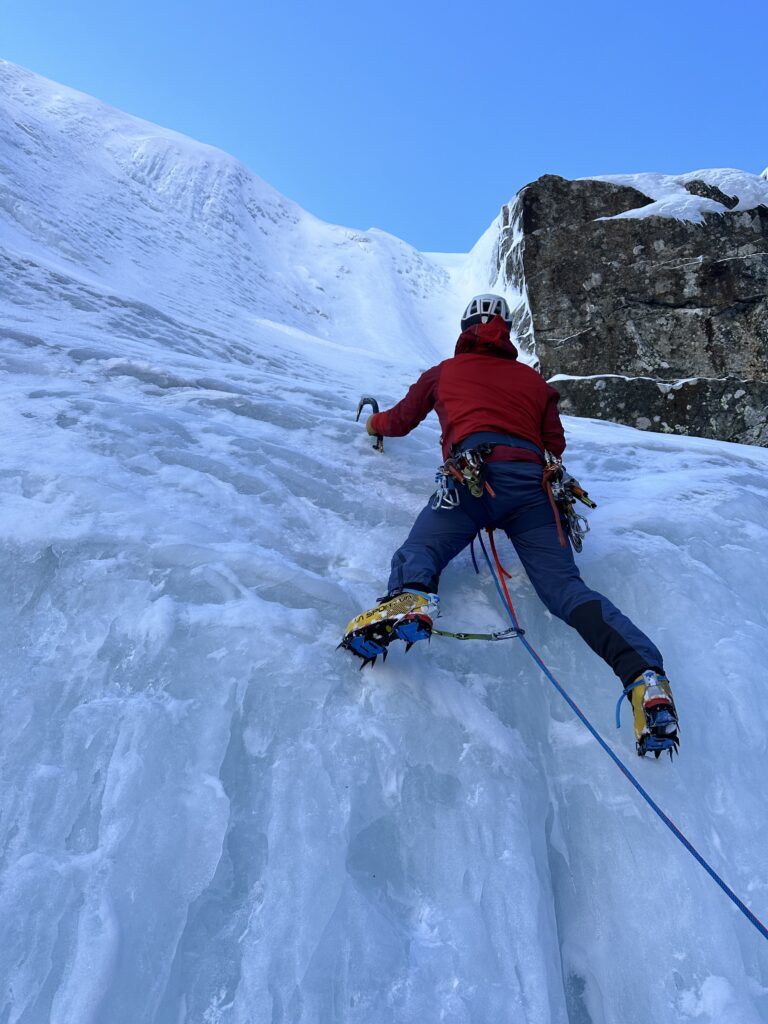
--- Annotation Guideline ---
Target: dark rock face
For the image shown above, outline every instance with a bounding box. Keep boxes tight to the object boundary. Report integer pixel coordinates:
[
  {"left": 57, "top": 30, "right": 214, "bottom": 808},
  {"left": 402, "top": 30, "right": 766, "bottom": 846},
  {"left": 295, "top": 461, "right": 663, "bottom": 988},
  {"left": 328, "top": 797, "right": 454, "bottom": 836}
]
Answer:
[
  {"left": 511, "top": 174, "right": 654, "bottom": 233},
  {"left": 499, "top": 174, "right": 768, "bottom": 445},
  {"left": 684, "top": 179, "right": 739, "bottom": 209}
]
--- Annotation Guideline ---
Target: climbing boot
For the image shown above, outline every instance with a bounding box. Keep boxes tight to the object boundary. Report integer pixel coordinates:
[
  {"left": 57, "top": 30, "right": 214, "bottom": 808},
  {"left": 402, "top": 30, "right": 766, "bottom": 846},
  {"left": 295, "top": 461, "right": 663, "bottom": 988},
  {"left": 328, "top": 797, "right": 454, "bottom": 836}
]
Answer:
[
  {"left": 630, "top": 670, "right": 679, "bottom": 758},
  {"left": 339, "top": 590, "right": 436, "bottom": 667}
]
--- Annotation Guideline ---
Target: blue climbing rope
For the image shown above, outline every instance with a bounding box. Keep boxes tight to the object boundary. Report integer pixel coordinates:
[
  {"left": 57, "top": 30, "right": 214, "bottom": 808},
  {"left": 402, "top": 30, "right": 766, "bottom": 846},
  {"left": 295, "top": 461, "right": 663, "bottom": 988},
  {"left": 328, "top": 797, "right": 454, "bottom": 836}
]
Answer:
[{"left": 476, "top": 531, "right": 768, "bottom": 945}]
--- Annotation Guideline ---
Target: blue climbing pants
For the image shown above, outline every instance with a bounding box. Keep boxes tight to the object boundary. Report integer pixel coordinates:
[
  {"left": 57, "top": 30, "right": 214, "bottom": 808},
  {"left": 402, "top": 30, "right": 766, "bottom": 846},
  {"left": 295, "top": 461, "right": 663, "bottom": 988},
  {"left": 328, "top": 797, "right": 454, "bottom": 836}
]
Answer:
[{"left": 387, "top": 462, "right": 663, "bottom": 686}]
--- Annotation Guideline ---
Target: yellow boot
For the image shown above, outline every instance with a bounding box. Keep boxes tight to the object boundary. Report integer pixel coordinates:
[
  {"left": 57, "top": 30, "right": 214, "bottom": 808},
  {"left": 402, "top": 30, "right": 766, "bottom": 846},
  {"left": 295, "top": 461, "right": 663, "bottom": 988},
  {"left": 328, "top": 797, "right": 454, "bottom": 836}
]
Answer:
[
  {"left": 340, "top": 590, "right": 436, "bottom": 666},
  {"left": 630, "top": 670, "right": 679, "bottom": 758}
]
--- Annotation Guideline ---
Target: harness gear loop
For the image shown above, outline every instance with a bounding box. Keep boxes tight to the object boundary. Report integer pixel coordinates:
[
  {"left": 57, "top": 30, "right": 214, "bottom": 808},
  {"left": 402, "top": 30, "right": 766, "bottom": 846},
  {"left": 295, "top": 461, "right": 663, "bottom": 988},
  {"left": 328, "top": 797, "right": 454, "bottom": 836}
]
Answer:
[
  {"left": 433, "top": 443, "right": 495, "bottom": 508},
  {"left": 542, "top": 452, "right": 568, "bottom": 548},
  {"left": 543, "top": 451, "right": 598, "bottom": 552}
]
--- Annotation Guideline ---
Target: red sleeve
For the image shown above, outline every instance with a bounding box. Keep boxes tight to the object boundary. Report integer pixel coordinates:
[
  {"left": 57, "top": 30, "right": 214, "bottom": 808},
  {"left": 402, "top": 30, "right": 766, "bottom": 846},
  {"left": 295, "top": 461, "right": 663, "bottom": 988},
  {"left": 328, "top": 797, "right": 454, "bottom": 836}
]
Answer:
[
  {"left": 370, "top": 365, "right": 441, "bottom": 437},
  {"left": 542, "top": 384, "right": 566, "bottom": 457}
]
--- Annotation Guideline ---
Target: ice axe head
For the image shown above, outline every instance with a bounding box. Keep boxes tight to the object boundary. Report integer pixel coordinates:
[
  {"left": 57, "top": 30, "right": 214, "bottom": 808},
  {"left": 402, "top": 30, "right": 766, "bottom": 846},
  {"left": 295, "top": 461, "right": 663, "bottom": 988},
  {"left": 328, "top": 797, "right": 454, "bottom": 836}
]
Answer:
[{"left": 356, "top": 396, "right": 384, "bottom": 453}]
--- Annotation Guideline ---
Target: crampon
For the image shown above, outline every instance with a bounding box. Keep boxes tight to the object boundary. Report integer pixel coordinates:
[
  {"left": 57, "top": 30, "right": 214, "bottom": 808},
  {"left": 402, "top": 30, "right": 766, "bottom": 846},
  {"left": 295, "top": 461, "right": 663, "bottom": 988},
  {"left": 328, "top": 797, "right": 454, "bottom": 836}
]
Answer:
[
  {"left": 338, "top": 612, "right": 433, "bottom": 668},
  {"left": 636, "top": 702, "right": 680, "bottom": 758},
  {"left": 629, "top": 670, "right": 680, "bottom": 759}
]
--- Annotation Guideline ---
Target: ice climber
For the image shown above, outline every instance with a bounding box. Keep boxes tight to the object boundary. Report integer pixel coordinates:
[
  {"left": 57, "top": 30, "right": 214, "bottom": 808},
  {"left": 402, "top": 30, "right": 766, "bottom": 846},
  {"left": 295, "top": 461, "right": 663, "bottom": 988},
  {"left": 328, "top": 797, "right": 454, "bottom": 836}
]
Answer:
[{"left": 340, "top": 293, "right": 679, "bottom": 758}]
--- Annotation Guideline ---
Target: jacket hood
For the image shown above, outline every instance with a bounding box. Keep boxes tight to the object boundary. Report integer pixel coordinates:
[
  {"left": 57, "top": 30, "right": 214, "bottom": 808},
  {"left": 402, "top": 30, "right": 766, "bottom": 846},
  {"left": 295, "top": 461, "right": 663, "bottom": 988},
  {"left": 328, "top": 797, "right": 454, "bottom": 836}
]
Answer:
[{"left": 454, "top": 315, "right": 519, "bottom": 359}]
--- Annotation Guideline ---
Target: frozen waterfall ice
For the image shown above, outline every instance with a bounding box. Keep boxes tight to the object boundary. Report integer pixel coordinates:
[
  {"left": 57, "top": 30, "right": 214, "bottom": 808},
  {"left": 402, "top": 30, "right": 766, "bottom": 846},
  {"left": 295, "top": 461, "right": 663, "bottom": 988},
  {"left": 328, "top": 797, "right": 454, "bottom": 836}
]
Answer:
[{"left": 1, "top": 59, "right": 768, "bottom": 1024}]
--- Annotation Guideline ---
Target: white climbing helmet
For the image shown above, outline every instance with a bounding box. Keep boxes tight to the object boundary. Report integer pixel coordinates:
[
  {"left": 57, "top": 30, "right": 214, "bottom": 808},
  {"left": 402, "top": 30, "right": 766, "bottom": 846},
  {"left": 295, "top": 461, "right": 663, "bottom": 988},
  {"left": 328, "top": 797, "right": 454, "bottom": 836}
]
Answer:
[{"left": 461, "top": 293, "right": 513, "bottom": 331}]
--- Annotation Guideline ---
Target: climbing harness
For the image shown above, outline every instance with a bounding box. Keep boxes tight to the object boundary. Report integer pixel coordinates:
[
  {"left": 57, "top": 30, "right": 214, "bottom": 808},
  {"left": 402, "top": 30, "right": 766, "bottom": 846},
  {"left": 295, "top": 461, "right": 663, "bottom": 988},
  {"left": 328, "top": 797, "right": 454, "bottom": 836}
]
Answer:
[
  {"left": 433, "top": 432, "right": 549, "bottom": 511},
  {"left": 477, "top": 528, "right": 768, "bottom": 946},
  {"left": 354, "top": 396, "right": 595, "bottom": 548},
  {"left": 432, "top": 440, "right": 596, "bottom": 556}
]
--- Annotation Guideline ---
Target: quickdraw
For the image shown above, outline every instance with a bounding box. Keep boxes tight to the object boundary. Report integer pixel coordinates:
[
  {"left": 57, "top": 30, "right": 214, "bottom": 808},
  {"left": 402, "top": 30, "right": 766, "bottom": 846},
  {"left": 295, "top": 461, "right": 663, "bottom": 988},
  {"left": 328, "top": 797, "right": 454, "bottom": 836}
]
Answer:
[
  {"left": 432, "top": 625, "right": 524, "bottom": 641},
  {"left": 432, "top": 444, "right": 496, "bottom": 509}
]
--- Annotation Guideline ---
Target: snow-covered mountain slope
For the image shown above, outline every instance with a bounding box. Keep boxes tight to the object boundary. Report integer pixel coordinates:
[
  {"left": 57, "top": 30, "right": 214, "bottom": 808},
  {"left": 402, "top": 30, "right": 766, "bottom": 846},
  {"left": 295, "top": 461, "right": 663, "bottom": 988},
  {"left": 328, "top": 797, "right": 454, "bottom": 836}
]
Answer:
[
  {"left": 2, "top": 60, "right": 768, "bottom": 1024},
  {"left": 0, "top": 59, "right": 479, "bottom": 375}
]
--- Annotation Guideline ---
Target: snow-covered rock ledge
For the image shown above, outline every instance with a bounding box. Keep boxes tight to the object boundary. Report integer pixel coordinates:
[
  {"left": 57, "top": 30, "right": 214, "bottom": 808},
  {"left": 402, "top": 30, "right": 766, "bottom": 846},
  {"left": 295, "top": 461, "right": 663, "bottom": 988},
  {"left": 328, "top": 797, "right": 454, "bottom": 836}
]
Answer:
[
  {"left": 495, "top": 172, "right": 768, "bottom": 445},
  {"left": 552, "top": 373, "right": 768, "bottom": 446}
]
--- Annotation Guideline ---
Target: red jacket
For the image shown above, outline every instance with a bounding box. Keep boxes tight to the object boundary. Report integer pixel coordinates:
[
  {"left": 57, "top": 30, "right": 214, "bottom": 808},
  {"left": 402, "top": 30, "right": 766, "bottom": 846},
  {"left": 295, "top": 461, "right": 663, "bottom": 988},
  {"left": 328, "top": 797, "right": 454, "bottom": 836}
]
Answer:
[{"left": 369, "top": 316, "right": 565, "bottom": 462}]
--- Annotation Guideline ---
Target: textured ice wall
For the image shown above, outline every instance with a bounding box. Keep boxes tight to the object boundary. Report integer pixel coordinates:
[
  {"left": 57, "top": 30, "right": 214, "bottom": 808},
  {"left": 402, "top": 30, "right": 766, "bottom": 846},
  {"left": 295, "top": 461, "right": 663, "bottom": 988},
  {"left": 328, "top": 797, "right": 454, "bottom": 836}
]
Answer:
[{"left": 1, "top": 60, "right": 768, "bottom": 1024}]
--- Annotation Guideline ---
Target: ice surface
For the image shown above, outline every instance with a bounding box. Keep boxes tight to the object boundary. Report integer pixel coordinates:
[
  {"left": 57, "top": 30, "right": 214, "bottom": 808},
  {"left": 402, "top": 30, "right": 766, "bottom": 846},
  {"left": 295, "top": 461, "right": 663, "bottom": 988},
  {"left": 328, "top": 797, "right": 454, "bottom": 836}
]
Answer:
[{"left": 1, "top": 59, "right": 768, "bottom": 1024}]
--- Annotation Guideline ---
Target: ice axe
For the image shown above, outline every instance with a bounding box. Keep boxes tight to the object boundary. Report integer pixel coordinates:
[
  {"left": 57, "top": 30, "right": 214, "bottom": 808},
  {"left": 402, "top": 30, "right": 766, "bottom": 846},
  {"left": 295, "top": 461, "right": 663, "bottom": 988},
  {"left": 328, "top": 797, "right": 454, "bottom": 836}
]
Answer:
[{"left": 356, "top": 396, "right": 385, "bottom": 453}]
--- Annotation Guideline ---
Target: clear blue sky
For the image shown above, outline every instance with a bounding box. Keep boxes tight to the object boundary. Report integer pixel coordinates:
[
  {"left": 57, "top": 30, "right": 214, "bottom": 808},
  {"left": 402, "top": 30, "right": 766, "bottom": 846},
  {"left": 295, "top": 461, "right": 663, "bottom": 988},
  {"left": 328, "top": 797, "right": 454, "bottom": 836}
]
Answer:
[{"left": 3, "top": 0, "right": 766, "bottom": 251}]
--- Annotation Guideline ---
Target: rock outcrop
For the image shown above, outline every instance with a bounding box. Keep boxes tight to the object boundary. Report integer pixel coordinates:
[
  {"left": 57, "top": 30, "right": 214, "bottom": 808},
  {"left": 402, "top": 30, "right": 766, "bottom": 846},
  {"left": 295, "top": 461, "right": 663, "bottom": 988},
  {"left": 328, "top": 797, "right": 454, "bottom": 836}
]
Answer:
[{"left": 498, "top": 173, "right": 768, "bottom": 445}]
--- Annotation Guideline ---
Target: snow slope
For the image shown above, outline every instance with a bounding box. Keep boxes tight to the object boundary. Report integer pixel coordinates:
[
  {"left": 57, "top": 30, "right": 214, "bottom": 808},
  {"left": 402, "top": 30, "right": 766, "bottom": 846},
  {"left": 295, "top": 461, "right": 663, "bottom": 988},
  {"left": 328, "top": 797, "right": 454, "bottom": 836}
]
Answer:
[{"left": 1, "top": 60, "right": 768, "bottom": 1024}]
